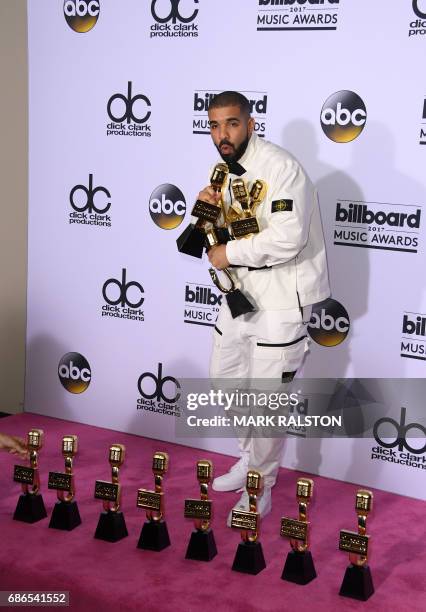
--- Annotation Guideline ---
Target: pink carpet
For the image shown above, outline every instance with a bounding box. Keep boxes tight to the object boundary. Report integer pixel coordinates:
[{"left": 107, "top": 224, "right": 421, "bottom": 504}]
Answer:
[{"left": 0, "top": 413, "right": 424, "bottom": 611}]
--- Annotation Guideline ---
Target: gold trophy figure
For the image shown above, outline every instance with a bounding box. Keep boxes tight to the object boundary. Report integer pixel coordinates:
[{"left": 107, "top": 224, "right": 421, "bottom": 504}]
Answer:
[
  {"left": 13, "top": 429, "right": 47, "bottom": 523},
  {"left": 338, "top": 489, "right": 374, "bottom": 601},
  {"left": 94, "top": 444, "right": 128, "bottom": 542},
  {"left": 280, "top": 478, "right": 317, "bottom": 584},
  {"left": 231, "top": 471, "right": 266, "bottom": 575},
  {"left": 229, "top": 178, "right": 261, "bottom": 238},
  {"left": 136, "top": 452, "right": 171, "bottom": 551},
  {"left": 184, "top": 460, "right": 217, "bottom": 561},
  {"left": 48, "top": 435, "right": 82, "bottom": 530},
  {"left": 176, "top": 164, "right": 228, "bottom": 258}
]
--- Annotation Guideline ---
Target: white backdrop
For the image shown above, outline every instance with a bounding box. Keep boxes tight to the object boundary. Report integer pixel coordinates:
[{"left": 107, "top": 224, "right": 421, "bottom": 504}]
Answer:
[{"left": 25, "top": 0, "right": 426, "bottom": 500}]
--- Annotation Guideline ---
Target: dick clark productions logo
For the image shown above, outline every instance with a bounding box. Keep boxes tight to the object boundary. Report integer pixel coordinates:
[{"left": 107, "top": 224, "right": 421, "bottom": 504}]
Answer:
[
  {"left": 150, "top": 0, "right": 199, "bottom": 38},
  {"left": 63, "top": 0, "right": 100, "bottom": 32}
]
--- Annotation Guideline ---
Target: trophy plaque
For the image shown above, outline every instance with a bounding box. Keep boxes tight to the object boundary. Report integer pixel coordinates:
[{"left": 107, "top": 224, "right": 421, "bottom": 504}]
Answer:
[
  {"left": 339, "top": 489, "right": 374, "bottom": 601},
  {"left": 136, "top": 452, "right": 171, "bottom": 551},
  {"left": 176, "top": 164, "right": 228, "bottom": 258},
  {"left": 94, "top": 444, "right": 128, "bottom": 542},
  {"left": 48, "top": 435, "right": 81, "bottom": 531},
  {"left": 231, "top": 471, "right": 266, "bottom": 575},
  {"left": 184, "top": 460, "right": 217, "bottom": 561},
  {"left": 280, "top": 478, "right": 316, "bottom": 584},
  {"left": 13, "top": 429, "right": 47, "bottom": 523}
]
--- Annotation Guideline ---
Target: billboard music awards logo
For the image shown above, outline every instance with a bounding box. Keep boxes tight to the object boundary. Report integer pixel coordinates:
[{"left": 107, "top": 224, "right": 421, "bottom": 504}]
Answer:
[
  {"left": 333, "top": 200, "right": 421, "bottom": 253},
  {"left": 193, "top": 90, "right": 268, "bottom": 137},
  {"left": 184, "top": 283, "right": 222, "bottom": 326},
  {"left": 320, "top": 91, "right": 366, "bottom": 143},
  {"left": 58, "top": 352, "right": 91, "bottom": 394},
  {"left": 101, "top": 269, "right": 145, "bottom": 322},
  {"left": 149, "top": 0, "right": 199, "bottom": 38},
  {"left": 69, "top": 173, "right": 111, "bottom": 228},
  {"left": 420, "top": 98, "right": 426, "bottom": 145},
  {"left": 136, "top": 363, "right": 181, "bottom": 417},
  {"left": 308, "top": 298, "right": 350, "bottom": 347},
  {"left": 107, "top": 82, "right": 152, "bottom": 138},
  {"left": 64, "top": 0, "right": 100, "bottom": 32},
  {"left": 400, "top": 311, "right": 426, "bottom": 361},
  {"left": 409, "top": 0, "right": 426, "bottom": 37},
  {"left": 256, "top": 0, "right": 340, "bottom": 32},
  {"left": 371, "top": 407, "right": 426, "bottom": 470},
  {"left": 149, "top": 184, "right": 186, "bottom": 229}
]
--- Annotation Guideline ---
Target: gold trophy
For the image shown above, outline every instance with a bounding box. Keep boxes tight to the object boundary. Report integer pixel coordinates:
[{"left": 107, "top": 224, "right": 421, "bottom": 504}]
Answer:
[
  {"left": 231, "top": 470, "right": 266, "bottom": 574},
  {"left": 229, "top": 178, "right": 266, "bottom": 238},
  {"left": 48, "top": 435, "right": 81, "bottom": 530},
  {"left": 176, "top": 164, "right": 228, "bottom": 258},
  {"left": 280, "top": 478, "right": 317, "bottom": 584},
  {"left": 94, "top": 444, "right": 128, "bottom": 542},
  {"left": 136, "top": 452, "right": 170, "bottom": 551},
  {"left": 184, "top": 460, "right": 217, "bottom": 561},
  {"left": 13, "top": 429, "right": 47, "bottom": 523},
  {"left": 338, "top": 489, "right": 374, "bottom": 600}
]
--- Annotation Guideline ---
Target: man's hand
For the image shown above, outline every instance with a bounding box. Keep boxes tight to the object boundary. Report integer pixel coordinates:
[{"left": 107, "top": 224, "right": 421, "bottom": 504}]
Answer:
[
  {"left": 208, "top": 244, "right": 229, "bottom": 270},
  {"left": 0, "top": 433, "right": 28, "bottom": 459},
  {"left": 197, "top": 186, "right": 221, "bottom": 205}
]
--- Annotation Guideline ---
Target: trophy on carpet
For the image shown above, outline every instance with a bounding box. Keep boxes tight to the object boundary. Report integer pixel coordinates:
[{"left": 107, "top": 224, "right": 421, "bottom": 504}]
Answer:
[
  {"left": 13, "top": 429, "right": 47, "bottom": 523},
  {"left": 231, "top": 470, "right": 266, "bottom": 575},
  {"left": 136, "top": 452, "right": 171, "bottom": 551},
  {"left": 48, "top": 435, "right": 81, "bottom": 531},
  {"left": 280, "top": 478, "right": 317, "bottom": 584},
  {"left": 184, "top": 460, "right": 217, "bottom": 561},
  {"left": 94, "top": 444, "right": 128, "bottom": 542},
  {"left": 176, "top": 163, "right": 228, "bottom": 258},
  {"left": 338, "top": 489, "right": 374, "bottom": 601}
]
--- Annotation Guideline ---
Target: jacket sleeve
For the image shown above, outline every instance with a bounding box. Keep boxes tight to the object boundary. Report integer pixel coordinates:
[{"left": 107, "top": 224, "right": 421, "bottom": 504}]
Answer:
[{"left": 225, "top": 159, "right": 315, "bottom": 268}]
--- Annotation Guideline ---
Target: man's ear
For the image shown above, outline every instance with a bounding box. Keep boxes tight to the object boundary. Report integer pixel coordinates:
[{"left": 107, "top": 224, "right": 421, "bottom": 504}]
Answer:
[{"left": 247, "top": 116, "right": 255, "bottom": 136}]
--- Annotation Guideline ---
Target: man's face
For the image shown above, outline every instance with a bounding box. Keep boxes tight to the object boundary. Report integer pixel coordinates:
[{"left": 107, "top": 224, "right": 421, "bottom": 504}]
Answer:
[{"left": 208, "top": 105, "right": 255, "bottom": 162}]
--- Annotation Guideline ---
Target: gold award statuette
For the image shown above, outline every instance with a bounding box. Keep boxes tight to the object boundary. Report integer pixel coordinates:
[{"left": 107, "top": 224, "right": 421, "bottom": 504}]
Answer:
[
  {"left": 280, "top": 478, "right": 317, "bottom": 584},
  {"left": 229, "top": 178, "right": 267, "bottom": 239},
  {"left": 231, "top": 471, "right": 266, "bottom": 575},
  {"left": 48, "top": 435, "right": 82, "bottom": 530},
  {"left": 13, "top": 429, "right": 47, "bottom": 523},
  {"left": 184, "top": 460, "right": 217, "bottom": 561},
  {"left": 338, "top": 489, "right": 374, "bottom": 601},
  {"left": 136, "top": 452, "right": 171, "bottom": 551},
  {"left": 94, "top": 444, "right": 128, "bottom": 542}
]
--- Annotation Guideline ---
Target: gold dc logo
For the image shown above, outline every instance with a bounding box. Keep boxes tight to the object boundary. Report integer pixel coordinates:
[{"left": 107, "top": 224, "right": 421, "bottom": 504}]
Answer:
[
  {"left": 58, "top": 352, "right": 91, "bottom": 393},
  {"left": 149, "top": 184, "right": 186, "bottom": 230},
  {"left": 308, "top": 298, "right": 350, "bottom": 347},
  {"left": 320, "top": 90, "right": 366, "bottom": 143},
  {"left": 64, "top": 0, "right": 100, "bottom": 33}
]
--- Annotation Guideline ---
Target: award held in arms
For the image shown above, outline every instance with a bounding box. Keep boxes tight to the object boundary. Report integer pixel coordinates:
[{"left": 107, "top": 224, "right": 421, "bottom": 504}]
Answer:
[
  {"left": 338, "top": 489, "right": 375, "bottom": 601},
  {"left": 184, "top": 460, "right": 217, "bottom": 562},
  {"left": 48, "top": 435, "right": 82, "bottom": 531},
  {"left": 280, "top": 478, "right": 317, "bottom": 584},
  {"left": 136, "top": 452, "right": 170, "bottom": 551},
  {"left": 94, "top": 444, "right": 128, "bottom": 542},
  {"left": 13, "top": 429, "right": 47, "bottom": 523},
  {"left": 230, "top": 470, "right": 266, "bottom": 575}
]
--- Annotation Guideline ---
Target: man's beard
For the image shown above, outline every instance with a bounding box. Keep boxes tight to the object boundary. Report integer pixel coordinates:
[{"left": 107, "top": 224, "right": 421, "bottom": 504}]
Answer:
[{"left": 216, "top": 133, "right": 250, "bottom": 163}]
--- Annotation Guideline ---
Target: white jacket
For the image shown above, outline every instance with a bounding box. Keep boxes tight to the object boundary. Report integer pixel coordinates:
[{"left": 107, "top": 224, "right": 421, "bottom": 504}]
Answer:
[{"left": 221, "top": 133, "right": 330, "bottom": 311}]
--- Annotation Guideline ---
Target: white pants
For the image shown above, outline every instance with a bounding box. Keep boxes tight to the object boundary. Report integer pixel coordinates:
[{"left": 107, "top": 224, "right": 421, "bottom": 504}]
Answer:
[{"left": 210, "top": 303, "right": 310, "bottom": 488}]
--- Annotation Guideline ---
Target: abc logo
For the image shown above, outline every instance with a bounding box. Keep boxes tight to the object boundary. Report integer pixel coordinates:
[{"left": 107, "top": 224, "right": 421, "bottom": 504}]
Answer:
[
  {"left": 107, "top": 82, "right": 151, "bottom": 125},
  {"left": 149, "top": 184, "right": 186, "bottom": 230},
  {"left": 58, "top": 352, "right": 91, "bottom": 394},
  {"left": 103, "top": 269, "right": 144, "bottom": 308},
  {"left": 70, "top": 173, "right": 111, "bottom": 214},
  {"left": 138, "top": 363, "right": 181, "bottom": 403},
  {"left": 320, "top": 91, "right": 367, "bottom": 143},
  {"left": 308, "top": 298, "right": 350, "bottom": 347},
  {"left": 374, "top": 407, "right": 426, "bottom": 455},
  {"left": 63, "top": 0, "right": 100, "bottom": 33},
  {"left": 151, "top": 0, "right": 199, "bottom": 24}
]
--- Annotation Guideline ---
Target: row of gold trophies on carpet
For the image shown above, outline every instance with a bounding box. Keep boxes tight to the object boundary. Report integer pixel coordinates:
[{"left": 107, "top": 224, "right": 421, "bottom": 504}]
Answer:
[{"left": 12, "top": 430, "right": 374, "bottom": 601}]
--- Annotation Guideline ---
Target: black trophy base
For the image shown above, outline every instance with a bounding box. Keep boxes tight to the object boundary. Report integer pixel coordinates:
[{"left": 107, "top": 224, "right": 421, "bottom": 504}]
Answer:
[
  {"left": 185, "top": 529, "right": 217, "bottom": 562},
  {"left": 137, "top": 520, "right": 171, "bottom": 551},
  {"left": 94, "top": 510, "right": 128, "bottom": 543},
  {"left": 49, "top": 500, "right": 82, "bottom": 531},
  {"left": 281, "top": 550, "right": 317, "bottom": 585},
  {"left": 226, "top": 290, "right": 256, "bottom": 319},
  {"left": 176, "top": 224, "right": 205, "bottom": 259},
  {"left": 13, "top": 493, "right": 47, "bottom": 523},
  {"left": 339, "top": 564, "right": 375, "bottom": 601},
  {"left": 232, "top": 541, "right": 266, "bottom": 575}
]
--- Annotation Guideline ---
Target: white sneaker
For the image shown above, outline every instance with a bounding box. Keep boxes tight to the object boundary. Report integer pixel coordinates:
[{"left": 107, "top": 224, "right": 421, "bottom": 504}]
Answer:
[
  {"left": 212, "top": 455, "right": 249, "bottom": 492},
  {"left": 226, "top": 487, "right": 272, "bottom": 527}
]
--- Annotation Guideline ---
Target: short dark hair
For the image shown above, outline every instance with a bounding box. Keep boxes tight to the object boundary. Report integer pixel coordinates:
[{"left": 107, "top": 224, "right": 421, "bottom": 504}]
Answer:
[{"left": 208, "top": 91, "right": 251, "bottom": 117}]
